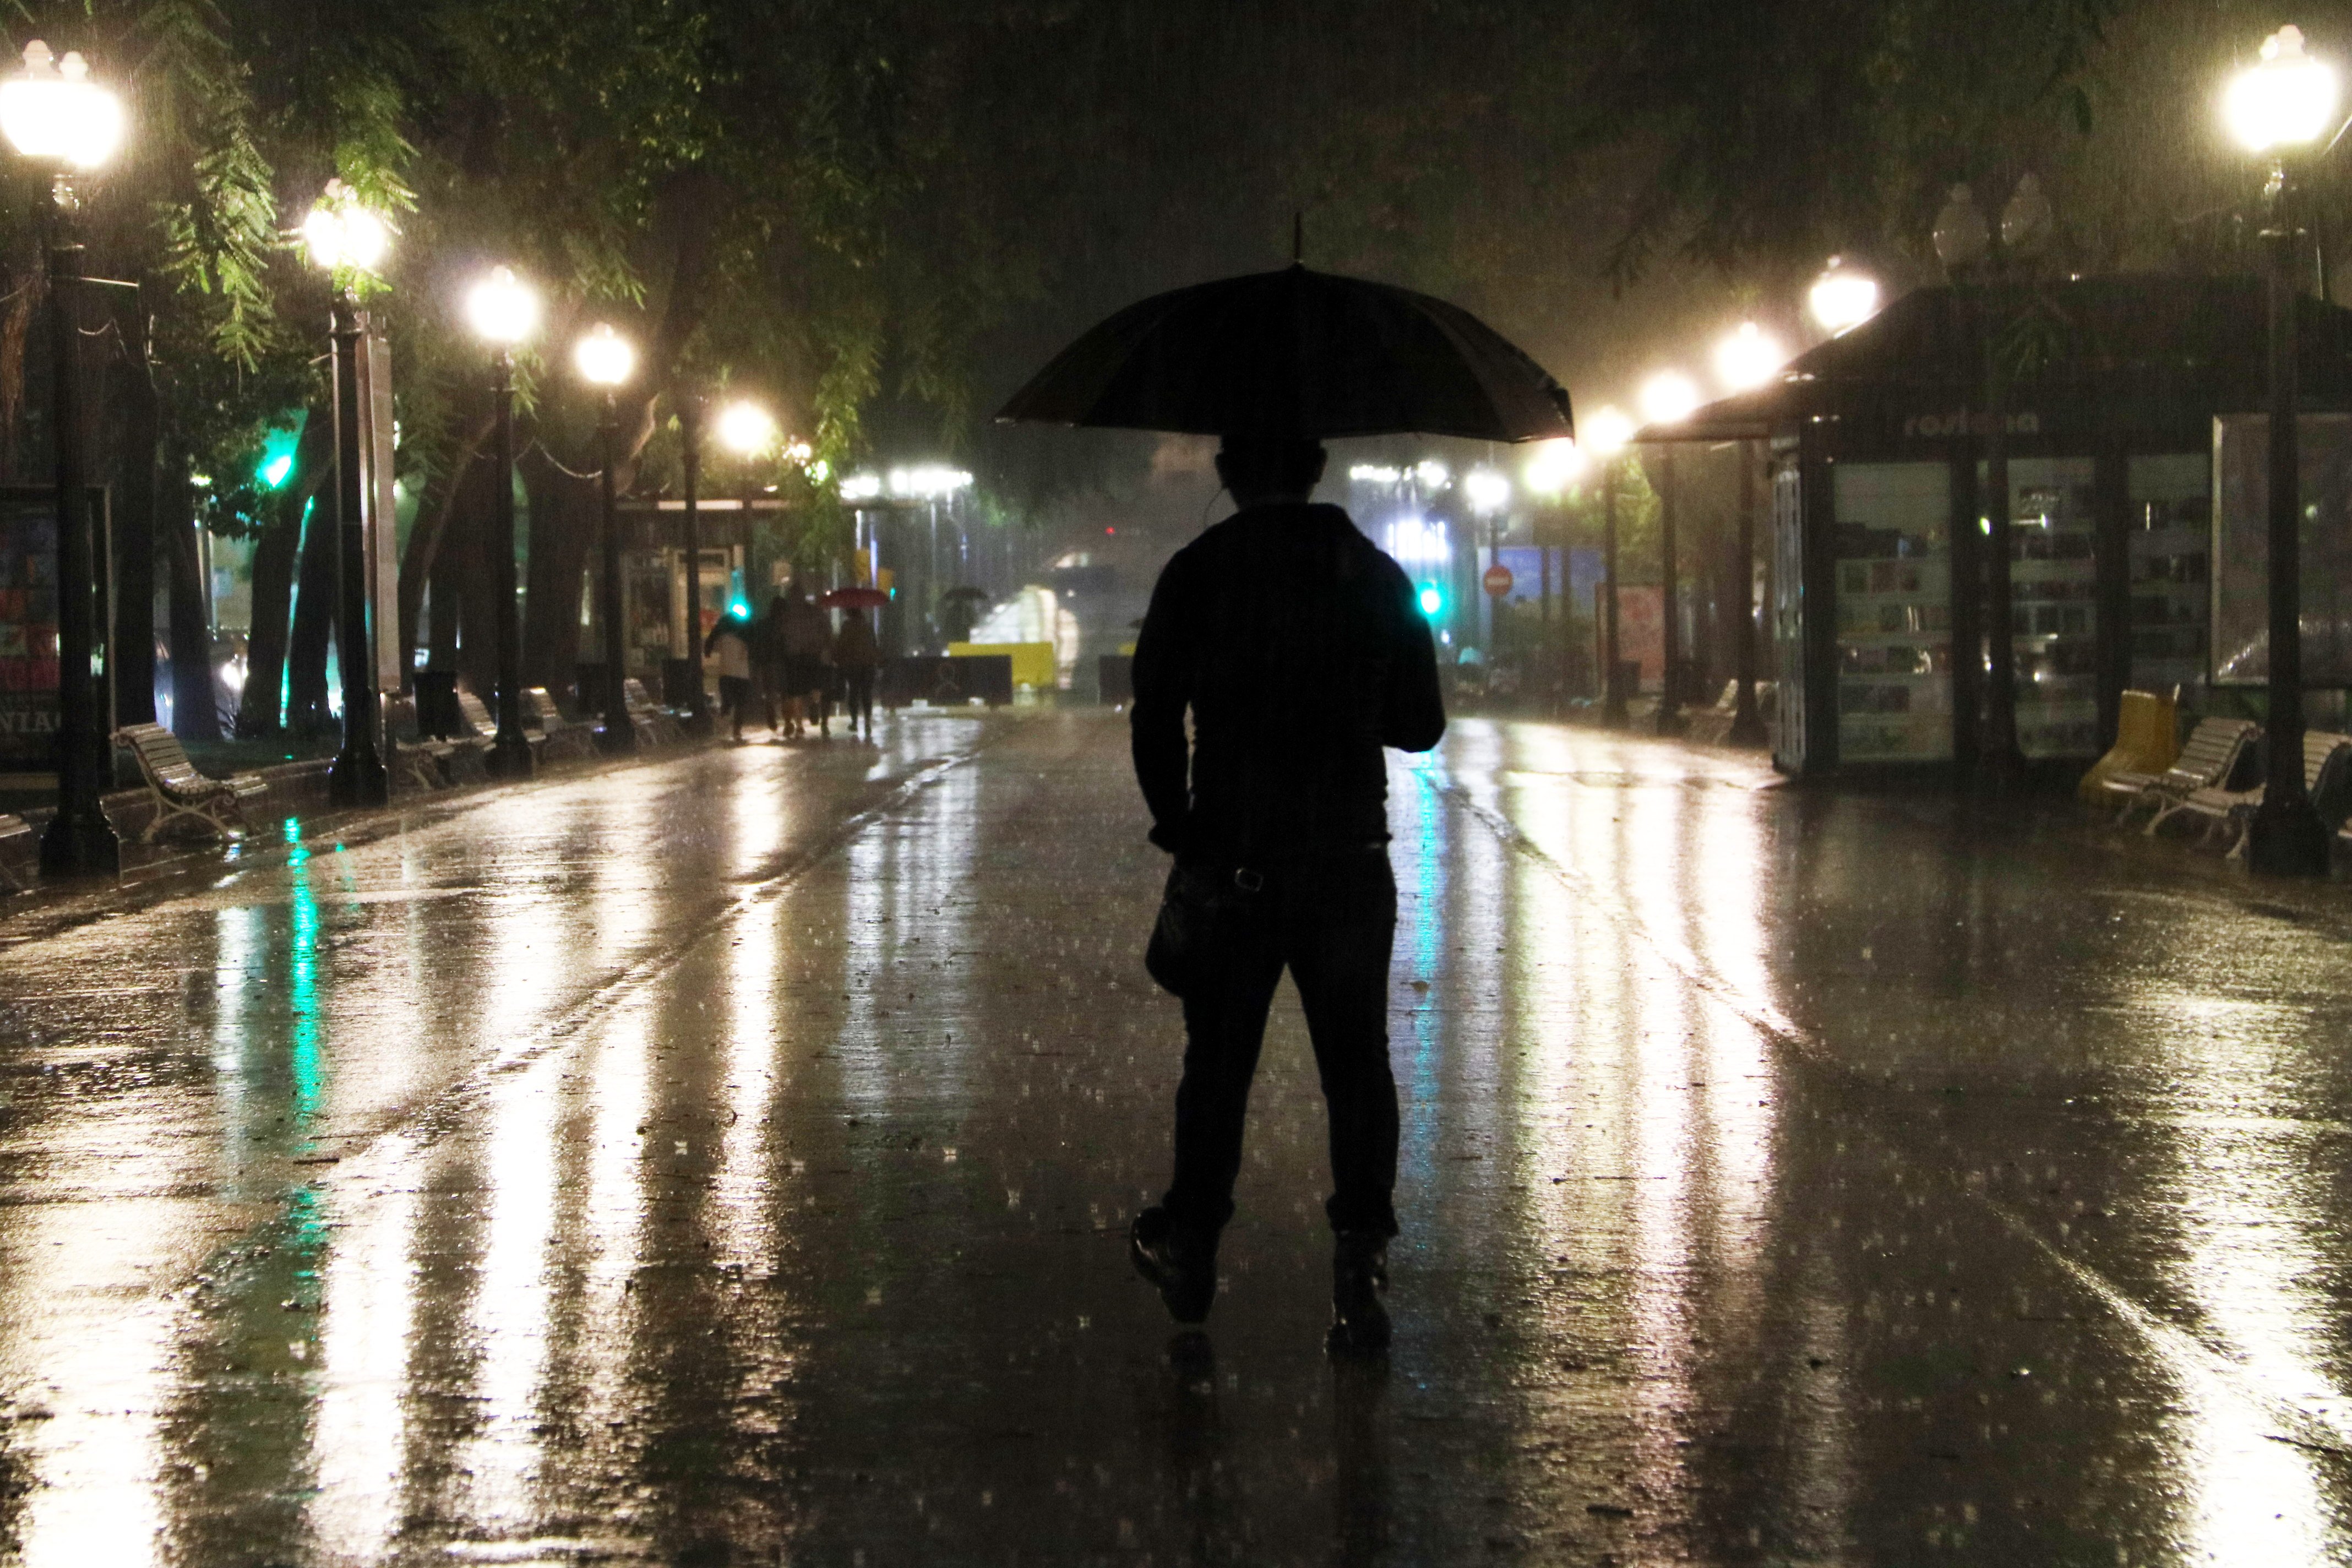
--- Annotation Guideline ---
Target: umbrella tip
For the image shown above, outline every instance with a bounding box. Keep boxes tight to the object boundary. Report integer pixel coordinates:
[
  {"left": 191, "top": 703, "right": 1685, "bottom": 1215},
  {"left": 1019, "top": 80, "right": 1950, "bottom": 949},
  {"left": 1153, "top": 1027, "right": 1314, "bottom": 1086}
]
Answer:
[{"left": 1292, "top": 211, "right": 1303, "bottom": 266}]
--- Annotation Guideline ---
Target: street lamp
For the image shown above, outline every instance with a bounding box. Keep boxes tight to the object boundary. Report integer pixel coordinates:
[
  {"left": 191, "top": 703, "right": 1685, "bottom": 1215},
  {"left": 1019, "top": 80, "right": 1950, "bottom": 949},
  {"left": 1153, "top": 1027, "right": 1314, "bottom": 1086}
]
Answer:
[
  {"left": 1808, "top": 256, "right": 1880, "bottom": 336},
  {"left": 1714, "top": 325, "right": 1784, "bottom": 747},
  {"left": 463, "top": 264, "right": 539, "bottom": 776},
  {"left": 304, "top": 180, "right": 393, "bottom": 807},
  {"left": 1466, "top": 469, "right": 1512, "bottom": 658},
  {"left": 1640, "top": 371, "right": 1701, "bottom": 735},
  {"left": 2229, "top": 25, "right": 2340, "bottom": 875},
  {"left": 716, "top": 399, "right": 778, "bottom": 459},
  {"left": 1713, "top": 321, "right": 1784, "bottom": 394},
  {"left": 3, "top": 42, "right": 123, "bottom": 873},
  {"left": 575, "top": 324, "right": 636, "bottom": 754},
  {"left": 1522, "top": 440, "right": 1585, "bottom": 711},
  {"left": 1586, "top": 406, "right": 1634, "bottom": 727}
]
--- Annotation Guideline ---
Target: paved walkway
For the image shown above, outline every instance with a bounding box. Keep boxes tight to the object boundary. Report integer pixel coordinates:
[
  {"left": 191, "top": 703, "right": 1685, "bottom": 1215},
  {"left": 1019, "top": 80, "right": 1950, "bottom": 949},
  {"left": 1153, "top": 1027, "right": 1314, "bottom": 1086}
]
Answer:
[{"left": 2, "top": 712, "right": 2350, "bottom": 1564}]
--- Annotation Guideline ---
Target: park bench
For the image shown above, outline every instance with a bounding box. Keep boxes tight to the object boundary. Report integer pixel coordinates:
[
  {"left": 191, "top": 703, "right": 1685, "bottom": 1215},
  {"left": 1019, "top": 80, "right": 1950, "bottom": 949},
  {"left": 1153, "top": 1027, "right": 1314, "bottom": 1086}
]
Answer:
[
  {"left": 2170, "top": 730, "right": 2352, "bottom": 858},
  {"left": 113, "top": 722, "right": 269, "bottom": 843},
  {"left": 623, "top": 677, "right": 684, "bottom": 744},
  {"left": 2112, "top": 716, "right": 2258, "bottom": 830},
  {"left": 0, "top": 812, "right": 31, "bottom": 889},
  {"left": 525, "top": 687, "right": 597, "bottom": 760}
]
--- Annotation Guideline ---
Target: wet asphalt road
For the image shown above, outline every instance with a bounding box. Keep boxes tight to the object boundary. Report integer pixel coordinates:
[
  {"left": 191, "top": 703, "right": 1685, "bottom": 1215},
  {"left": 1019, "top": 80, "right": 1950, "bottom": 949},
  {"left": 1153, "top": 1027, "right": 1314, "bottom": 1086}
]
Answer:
[{"left": 4, "top": 711, "right": 2352, "bottom": 1564}]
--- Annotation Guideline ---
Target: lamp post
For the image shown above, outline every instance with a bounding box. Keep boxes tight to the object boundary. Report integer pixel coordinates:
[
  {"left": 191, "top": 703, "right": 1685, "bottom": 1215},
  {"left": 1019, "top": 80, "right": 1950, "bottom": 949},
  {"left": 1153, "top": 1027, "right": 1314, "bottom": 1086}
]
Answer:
[
  {"left": 2, "top": 42, "right": 123, "bottom": 874},
  {"left": 463, "top": 265, "right": 539, "bottom": 777},
  {"left": 1523, "top": 439, "right": 1585, "bottom": 716},
  {"left": 1932, "top": 179, "right": 2050, "bottom": 786},
  {"left": 303, "top": 181, "right": 393, "bottom": 806},
  {"left": 1585, "top": 407, "right": 1634, "bottom": 727},
  {"left": 1466, "top": 467, "right": 1511, "bottom": 662},
  {"left": 1714, "top": 322, "right": 1785, "bottom": 747},
  {"left": 2228, "top": 26, "right": 2340, "bottom": 875},
  {"left": 575, "top": 324, "right": 636, "bottom": 753},
  {"left": 669, "top": 394, "right": 713, "bottom": 729},
  {"left": 1640, "top": 371, "right": 1701, "bottom": 735}
]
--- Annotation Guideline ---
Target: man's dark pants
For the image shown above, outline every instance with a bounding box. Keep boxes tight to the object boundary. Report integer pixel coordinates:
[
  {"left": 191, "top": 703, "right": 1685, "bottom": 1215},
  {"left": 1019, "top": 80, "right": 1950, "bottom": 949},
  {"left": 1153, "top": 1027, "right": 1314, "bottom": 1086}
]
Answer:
[{"left": 1162, "top": 852, "right": 1400, "bottom": 1240}]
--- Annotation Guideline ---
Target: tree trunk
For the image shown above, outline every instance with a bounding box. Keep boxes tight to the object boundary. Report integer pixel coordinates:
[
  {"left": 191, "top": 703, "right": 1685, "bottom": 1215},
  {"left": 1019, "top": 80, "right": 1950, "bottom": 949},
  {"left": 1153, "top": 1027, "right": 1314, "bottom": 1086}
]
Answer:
[
  {"left": 285, "top": 489, "right": 339, "bottom": 736},
  {"left": 236, "top": 410, "right": 333, "bottom": 736},
  {"left": 160, "top": 456, "right": 217, "bottom": 740},
  {"left": 108, "top": 325, "right": 160, "bottom": 726},
  {"left": 520, "top": 449, "right": 597, "bottom": 705},
  {"left": 396, "top": 410, "right": 494, "bottom": 685},
  {"left": 451, "top": 508, "right": 499, "bottom": 700}
]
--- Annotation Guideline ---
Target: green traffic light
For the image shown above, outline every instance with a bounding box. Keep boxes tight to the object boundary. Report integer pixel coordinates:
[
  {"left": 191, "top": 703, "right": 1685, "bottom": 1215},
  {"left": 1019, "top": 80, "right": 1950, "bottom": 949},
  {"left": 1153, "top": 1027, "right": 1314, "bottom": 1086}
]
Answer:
[{"left": 1418, "top": 585, "right": 1444, "bottom": 617}]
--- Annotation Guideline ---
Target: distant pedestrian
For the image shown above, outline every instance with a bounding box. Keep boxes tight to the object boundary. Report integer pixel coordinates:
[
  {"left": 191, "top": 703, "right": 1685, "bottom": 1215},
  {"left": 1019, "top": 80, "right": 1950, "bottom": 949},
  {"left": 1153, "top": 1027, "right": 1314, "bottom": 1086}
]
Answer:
[
  {"left": 781, "top": 592, "right": 834, "bottom": 739},
  {"left": 1128, "top": 435, "right": 1445, "bottom": 1357},
  {"left": 704, "top": 607, "right": 756, "bottom": 742},
  {"left": 833, "top": 608, "right": 881, "bottom": 742},
  {"left": 752, "top": 594, "right": 790, "bottom": 733}
]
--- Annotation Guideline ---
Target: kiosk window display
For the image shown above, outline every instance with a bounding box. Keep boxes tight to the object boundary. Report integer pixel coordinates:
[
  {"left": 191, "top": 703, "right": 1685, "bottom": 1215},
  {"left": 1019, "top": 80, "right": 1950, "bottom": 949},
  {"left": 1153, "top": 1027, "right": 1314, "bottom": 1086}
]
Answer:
[
  {"left": 2127, "top": 454, "right": 2211, "bottom": 698},
  {"left": 2000, "top": 458, "right": 2099, "bottom": 759},
  {"left": 1833, "top": 463, "right": 1951, "bottom": 761}
]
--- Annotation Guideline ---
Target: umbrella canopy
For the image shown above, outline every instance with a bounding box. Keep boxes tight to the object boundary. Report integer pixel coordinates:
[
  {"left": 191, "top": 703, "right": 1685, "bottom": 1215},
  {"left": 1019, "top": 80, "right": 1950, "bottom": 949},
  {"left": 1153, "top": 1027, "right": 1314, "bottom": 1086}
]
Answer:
[
  {"left": 997, "top": 264, "right": 1572, "bottom": 443},
  {"left": 819, "top": 586, "right": 890, "bottom": 610}
]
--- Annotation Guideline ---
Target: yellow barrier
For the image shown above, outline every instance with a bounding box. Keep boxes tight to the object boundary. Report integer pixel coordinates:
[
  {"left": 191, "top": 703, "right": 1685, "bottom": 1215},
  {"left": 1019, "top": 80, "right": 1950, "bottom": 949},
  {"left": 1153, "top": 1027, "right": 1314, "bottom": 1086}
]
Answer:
[
  {"left": 2078, "top": 689, "right": 2179, "bottom": 804},
  {"left": 950, "top": 640, "right": 1057, "bottom": 690}
]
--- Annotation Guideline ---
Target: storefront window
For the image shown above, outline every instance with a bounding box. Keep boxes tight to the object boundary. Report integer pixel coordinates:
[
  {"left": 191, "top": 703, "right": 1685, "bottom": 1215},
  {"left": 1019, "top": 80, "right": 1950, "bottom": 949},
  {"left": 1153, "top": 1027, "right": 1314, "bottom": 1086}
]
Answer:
[
  {"left": 2127, "top": 454, "right": 2210, "bottom": 698},
  {"left": 1832, "top": 464, "right": 1951, "bottom": 761},
  {"left": 2000, "top": 458, "right": 2099, "bottom": 758}
]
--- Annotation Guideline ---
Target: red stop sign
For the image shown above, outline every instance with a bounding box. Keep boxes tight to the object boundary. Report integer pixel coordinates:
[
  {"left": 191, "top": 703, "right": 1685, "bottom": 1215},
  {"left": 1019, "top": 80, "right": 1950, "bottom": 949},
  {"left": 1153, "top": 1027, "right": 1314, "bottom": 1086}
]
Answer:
[{"left": 1483, "top": 563, "right": 1515, "bottom": 597}]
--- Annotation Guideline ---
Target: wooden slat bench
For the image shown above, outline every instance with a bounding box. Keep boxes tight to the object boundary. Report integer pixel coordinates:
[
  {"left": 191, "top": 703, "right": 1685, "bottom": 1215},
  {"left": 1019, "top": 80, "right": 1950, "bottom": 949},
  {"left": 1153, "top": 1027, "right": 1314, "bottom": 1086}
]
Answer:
[
  {"left": 113, "top": 723, "right": 269, "bottom": 843},
  {"left": 2172, "top": 730, "right": 2352, "bottom": 858},
  {"left": 2114, "top": 717, "right": 2258, "bottom": 831},
  {"left": 0, "top": 811, "right": 32, "bottom": 889}
]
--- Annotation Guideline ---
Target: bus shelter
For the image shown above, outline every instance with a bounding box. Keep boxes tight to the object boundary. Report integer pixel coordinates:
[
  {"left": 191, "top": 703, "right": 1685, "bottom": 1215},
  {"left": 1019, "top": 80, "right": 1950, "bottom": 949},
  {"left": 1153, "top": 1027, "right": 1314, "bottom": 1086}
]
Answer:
[{"left": 1656, "top": 276, "right": 2352, "bottom": 776}]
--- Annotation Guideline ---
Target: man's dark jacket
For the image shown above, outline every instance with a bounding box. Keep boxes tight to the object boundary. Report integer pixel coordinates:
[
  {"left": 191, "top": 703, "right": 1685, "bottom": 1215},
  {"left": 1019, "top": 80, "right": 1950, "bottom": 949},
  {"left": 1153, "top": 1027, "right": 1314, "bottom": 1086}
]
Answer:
[{"left": 1130, "top": 501, "right": 1445, "bottom": 861}]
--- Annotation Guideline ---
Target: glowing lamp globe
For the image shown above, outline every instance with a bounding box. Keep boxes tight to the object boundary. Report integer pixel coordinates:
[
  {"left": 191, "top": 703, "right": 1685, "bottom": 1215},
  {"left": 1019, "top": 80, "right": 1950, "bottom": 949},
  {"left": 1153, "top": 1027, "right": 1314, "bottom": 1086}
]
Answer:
[
  {"left": 301, "top": 181, "right": 391, "bottom": 274},
  {"left": 0, "top": 42, "right": 123, "bottom": 170},
  {"left": 1713, "top": 323, "right": 1785, "bottom": 393},
  {"left": 1464, "top": 467, "right": 1511, "bottom": 514},
  {"left": 465, "top": 266, "right": 539, "bottom": 347},
  {"left": 1583, "top": 406, "right": 1635, "bottom": 456},
  {"left": 1809, "top": 257, "right": 1879, "bottom": 335},
  {"left": 2225, "top": 26, "right": 2340, "bottom": 153},
  {"left": 574, "top": 324, "right": 635, "bottom": 388},
  {"left": 717, "top": 400, "right": 778, "bottom": 456},
  {"left": 1522, "top": 439, "right": 1586, "bottom": 496},
  {"left": 1638, "top": 370, "right": 1701, "bottom": 428}
]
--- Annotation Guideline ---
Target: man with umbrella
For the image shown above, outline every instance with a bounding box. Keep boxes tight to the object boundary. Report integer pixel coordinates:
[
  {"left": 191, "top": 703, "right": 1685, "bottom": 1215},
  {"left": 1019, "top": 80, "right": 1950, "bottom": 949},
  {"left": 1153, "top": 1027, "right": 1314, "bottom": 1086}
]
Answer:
[{"left": 1000, "top": 259, "right": 1572, "bottom": 1355}]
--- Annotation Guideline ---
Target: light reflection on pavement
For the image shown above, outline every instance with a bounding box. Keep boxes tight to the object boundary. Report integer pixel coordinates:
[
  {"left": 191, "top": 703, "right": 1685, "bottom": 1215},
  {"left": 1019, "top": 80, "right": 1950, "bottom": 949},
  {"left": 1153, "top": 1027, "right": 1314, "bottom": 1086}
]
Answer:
[{"left": 2, "top": 713, "right": 2351, "bottom": 1561}]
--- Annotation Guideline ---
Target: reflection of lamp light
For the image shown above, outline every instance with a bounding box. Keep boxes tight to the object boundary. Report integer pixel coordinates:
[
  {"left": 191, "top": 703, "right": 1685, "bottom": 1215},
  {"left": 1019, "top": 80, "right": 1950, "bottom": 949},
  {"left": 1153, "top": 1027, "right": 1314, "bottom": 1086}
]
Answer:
[
  {"left": 1808, "top": 256, "right": 1879, "bottom": 334},
  {"left": 1932, "top": 184, "right": 1991, "bottom": 275},
  {"left": 1638, "top": 370, "right": 1701, "bottom": 427},
  {"left": 0, "top": 41, "right": 123, "bottom": 169},
  {"left": 1712, "top": 323, "right": 1785, "bottom": 393},
  {"left": 1522, "top": 439, "right": 1585, "bottom": 495},
  {"left": 1464, "top": 467, "right": 1511, "bottom": 514},
  {"left": 1414, "top": 459, "right": 1448, "bottom": 488},
  {"left": 573, "top": 323, "right": 635, "bottom": 387},
  {"left": 301, "top": 179, "right": 391, "bottom": 275},
  {"left": 464, "top": 265, "right": 539, "bottom": 346},
  {"left": 2225, "top": 25, "right": 2339, "bottom": 153}
]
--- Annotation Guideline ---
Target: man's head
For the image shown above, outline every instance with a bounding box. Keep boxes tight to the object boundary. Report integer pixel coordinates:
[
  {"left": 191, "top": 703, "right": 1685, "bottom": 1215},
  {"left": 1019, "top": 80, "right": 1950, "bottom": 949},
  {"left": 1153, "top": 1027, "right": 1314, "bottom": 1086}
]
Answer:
[{"left": 1215, "top": 437, "right": 1327, "bottom": 508}]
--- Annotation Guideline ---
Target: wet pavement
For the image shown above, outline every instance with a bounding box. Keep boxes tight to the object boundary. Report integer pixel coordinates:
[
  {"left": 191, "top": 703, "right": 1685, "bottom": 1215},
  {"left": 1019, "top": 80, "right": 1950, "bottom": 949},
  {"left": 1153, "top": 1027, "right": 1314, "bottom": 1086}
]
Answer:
[{"left": 3, "top": 711, "right": 2352, "bottom": 1564}]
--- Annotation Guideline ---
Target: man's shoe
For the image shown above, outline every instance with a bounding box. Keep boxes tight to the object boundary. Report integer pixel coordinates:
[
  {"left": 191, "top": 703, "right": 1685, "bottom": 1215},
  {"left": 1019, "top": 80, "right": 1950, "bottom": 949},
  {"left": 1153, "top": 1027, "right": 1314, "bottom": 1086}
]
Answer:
[
  {"left": 1327, "top": 1231, "right": 1391, "bottom": 1357},
  {"left": 1130, "top": 1207, "right": 1217, "bottom": 1324}
]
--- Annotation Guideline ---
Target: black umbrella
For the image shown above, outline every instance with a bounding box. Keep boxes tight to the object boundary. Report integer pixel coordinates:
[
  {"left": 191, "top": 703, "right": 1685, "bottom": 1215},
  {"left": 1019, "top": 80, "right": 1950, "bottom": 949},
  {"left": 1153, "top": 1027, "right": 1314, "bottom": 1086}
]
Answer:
[{"left": 997, "top": 264, "right": 1572, "bottom": 443}]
